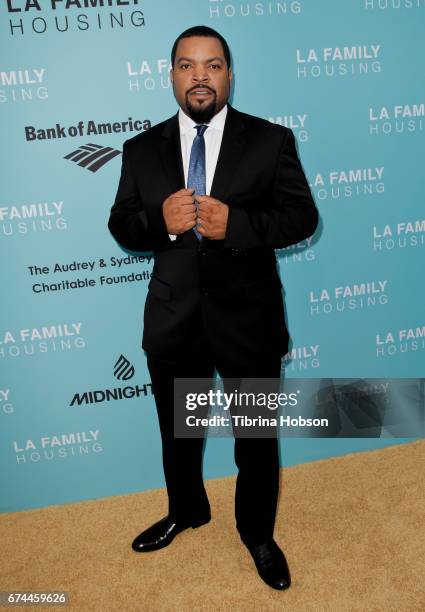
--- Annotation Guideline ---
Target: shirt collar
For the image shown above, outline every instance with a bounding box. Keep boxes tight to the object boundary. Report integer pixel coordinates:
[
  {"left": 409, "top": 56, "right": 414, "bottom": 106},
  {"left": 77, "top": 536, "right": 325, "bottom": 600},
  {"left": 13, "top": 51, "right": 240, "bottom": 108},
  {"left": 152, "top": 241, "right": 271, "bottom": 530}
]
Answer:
[{"left": 178, "top": 103, "right": 228, "bottom": 135}]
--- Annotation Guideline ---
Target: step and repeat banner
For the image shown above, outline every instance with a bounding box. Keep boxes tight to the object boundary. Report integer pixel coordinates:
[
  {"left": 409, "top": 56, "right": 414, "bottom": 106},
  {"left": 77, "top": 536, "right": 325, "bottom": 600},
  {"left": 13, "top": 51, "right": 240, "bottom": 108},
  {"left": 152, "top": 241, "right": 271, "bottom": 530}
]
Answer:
[{"left": 1, "top": 0, "right": 424, "bottom": 512}]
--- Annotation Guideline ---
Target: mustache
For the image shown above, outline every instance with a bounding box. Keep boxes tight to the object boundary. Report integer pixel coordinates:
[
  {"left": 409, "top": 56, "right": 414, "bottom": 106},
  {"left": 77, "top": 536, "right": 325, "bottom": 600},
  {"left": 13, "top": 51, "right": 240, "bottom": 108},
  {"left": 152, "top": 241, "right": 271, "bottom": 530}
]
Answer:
[{"left": 187, "top": 85, "right": 216, "bottom": 94}]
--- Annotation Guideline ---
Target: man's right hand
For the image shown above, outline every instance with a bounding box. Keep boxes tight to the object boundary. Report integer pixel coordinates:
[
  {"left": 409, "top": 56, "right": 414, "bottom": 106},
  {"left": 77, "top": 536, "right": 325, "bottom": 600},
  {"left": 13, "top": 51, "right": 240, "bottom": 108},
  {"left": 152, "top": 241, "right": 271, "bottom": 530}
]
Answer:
[{"left": 162, "top": 188, "right": 197, "bottom": 235}]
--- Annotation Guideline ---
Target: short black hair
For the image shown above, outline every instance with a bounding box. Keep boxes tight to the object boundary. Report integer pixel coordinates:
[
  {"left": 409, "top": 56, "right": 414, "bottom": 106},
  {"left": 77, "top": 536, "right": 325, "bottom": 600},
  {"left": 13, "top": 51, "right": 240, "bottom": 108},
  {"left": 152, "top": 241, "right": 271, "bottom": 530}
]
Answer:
[{"left": 171, "top": 25, "right": 231, "bottom": 69}]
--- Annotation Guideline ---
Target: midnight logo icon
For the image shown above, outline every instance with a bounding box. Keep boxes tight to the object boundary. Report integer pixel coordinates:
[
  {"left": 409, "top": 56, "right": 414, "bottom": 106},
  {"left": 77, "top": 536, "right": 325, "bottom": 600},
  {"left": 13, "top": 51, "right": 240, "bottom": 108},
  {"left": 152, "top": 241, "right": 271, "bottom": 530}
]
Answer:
[
  {"left": 114, "top": 354, "right": 135, "bottom": 381},
  {"left": 64, "top": 143, "right": 121, "bottom": 173},
  {"left": 69, "top": 355, "right": 152, "bottom": 406}
]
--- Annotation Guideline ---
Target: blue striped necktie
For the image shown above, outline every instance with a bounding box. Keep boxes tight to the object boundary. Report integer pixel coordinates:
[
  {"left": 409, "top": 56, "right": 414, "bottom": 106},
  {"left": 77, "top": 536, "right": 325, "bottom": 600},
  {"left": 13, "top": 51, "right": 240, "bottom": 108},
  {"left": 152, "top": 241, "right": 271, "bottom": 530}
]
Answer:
[{"left": 187, "top": 124, "right": 208, "bottom": 240}]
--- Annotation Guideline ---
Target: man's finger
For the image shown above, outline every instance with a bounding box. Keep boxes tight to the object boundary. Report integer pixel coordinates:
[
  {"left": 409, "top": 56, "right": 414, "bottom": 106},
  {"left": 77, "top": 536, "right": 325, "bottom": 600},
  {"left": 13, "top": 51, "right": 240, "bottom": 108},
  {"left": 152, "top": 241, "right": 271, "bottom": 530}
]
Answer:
[
  {"left": 174, "top": 197, "right": 195, "bottom": 206},
  {"left": 198, "top": 203, "right": 215, "bottom": 214},
  {"left": 196, "top": 196, "right": 213, "bottom": 204},
  {"left": 197, "top": 217, "right": 211, "bottom": 230},
  {"left": 197, "top": 224, "right": 206, "bottom": 234},
  {"left": 183, "top": 211, "right": 197, "bottom": 220},
  {"left": 199, "top": 196, "right": 221, "bottom": 204},
  {"left": 182, "top": 211, "right": 197, "bottom": 219},
  {"left": 197, "top": 210, "right": 210, "bottom": 222},
  {"left": 173, "top": 188, "right": 195, "bottom": 196}
]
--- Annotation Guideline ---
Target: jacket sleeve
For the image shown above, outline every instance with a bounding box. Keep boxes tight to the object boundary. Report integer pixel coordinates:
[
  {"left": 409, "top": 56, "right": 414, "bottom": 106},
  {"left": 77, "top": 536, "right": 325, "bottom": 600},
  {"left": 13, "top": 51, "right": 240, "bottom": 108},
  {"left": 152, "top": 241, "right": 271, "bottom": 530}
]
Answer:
[
  {"left": 222, "top": 128, "right": 318, "bottom": 249},
  {"left": 108, "top": 141, "right": 171, "bottom": 252}
]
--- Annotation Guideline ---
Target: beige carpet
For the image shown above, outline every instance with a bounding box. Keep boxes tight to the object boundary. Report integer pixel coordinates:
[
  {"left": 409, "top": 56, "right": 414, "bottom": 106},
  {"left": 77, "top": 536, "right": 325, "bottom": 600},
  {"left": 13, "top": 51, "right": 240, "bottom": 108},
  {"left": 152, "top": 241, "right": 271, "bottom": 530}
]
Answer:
[{"left": 1, "top": 440, "right": 424, "bottom": 612}]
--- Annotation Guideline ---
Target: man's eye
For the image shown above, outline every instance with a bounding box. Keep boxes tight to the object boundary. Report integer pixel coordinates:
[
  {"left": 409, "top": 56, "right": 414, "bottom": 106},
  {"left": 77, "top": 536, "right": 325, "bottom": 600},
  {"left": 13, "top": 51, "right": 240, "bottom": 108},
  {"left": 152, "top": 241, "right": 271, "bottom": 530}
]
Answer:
[
  {"left": 180, "top": 64, "right": 190, "bottom": 70},
  {"left": 210, "top": 64, "right": 220, "bottom": 70}
]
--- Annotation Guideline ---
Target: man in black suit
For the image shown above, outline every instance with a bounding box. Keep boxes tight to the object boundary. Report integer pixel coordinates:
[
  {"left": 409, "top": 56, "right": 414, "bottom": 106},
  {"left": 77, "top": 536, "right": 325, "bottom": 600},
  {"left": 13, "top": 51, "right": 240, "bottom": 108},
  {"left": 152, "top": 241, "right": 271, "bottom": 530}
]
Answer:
[{"left": 108, "top": 25, "right": 318, "bottom": 590}]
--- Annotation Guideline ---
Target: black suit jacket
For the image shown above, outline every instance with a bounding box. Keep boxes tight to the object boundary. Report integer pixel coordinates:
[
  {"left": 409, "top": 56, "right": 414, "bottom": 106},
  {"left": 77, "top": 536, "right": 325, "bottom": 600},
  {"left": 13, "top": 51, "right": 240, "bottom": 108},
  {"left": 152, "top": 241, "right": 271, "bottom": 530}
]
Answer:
[{"left": 108, "top": 105, "right": 318, "bottom": 365}]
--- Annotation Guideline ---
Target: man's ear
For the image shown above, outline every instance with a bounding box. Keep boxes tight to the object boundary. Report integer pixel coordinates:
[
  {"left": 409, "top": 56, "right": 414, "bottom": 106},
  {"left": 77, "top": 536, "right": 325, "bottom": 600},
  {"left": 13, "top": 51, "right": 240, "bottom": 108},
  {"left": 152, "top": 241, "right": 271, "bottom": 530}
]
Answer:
[
  {"left": 170, "top": 68, "right": 174, "bottom": 85},
  {"left": 228, "top": 68, "right": 233, "bottom": 82}
]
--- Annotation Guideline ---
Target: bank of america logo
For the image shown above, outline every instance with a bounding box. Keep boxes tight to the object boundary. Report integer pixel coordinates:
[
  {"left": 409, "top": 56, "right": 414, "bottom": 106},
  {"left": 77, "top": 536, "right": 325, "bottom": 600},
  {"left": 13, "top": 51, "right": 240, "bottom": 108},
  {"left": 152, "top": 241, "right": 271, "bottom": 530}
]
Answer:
[
  {"left": 64, "top": 143, "right": 121, "bottom": 172},
  {"left": 114, "top": 355, "right": 135, "bottom": 381}
]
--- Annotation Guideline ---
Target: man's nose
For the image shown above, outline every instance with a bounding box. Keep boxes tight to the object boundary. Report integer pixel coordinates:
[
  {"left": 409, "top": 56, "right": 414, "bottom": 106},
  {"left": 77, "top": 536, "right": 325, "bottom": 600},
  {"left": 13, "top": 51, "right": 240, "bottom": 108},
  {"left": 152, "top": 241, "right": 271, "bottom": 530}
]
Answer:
[{"left": 192, "top": 67, "right": 209, "bottom": 82}]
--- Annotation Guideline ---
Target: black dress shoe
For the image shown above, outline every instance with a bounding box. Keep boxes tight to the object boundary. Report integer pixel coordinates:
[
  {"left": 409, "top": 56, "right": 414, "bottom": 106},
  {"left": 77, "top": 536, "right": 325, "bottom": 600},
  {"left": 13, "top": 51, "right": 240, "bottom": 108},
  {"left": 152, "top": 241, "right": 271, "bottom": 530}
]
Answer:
[
  {"left": 132, "top": 514, "right": 210, "bottom": 552},
  {"left": 244, "top": 539, "right": 291, "bottom": 590}
]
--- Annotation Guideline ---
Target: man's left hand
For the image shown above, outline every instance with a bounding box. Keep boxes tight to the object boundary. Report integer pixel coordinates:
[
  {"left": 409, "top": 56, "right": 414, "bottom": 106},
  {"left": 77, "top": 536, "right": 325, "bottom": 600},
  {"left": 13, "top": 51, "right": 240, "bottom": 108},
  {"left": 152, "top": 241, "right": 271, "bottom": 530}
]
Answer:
[{"left": 196, "top": 196, "right": 229, "bottom": 240}]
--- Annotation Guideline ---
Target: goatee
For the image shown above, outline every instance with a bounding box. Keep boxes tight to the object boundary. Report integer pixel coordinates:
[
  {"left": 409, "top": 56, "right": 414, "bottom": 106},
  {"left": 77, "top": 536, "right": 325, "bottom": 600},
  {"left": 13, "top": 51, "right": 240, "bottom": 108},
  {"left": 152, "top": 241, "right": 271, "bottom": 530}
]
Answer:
[{"left": 185, "top": 96, "right": 217, "bottom": 124}]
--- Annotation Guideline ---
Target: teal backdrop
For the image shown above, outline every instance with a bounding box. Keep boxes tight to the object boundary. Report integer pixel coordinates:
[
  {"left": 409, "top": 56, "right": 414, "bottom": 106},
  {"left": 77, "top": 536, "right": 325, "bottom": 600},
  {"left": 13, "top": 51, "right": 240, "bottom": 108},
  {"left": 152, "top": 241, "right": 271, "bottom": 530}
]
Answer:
[{"left": 1, "top": 0, "right": 424, "bottom": 512}]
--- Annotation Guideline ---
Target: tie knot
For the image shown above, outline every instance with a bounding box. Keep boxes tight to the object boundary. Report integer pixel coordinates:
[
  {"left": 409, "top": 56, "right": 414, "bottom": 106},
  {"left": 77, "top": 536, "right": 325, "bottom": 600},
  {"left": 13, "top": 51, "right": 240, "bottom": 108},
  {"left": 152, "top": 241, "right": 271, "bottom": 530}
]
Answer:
[{"left": 195, "top": 124, "right": 208, "bottom": 137}]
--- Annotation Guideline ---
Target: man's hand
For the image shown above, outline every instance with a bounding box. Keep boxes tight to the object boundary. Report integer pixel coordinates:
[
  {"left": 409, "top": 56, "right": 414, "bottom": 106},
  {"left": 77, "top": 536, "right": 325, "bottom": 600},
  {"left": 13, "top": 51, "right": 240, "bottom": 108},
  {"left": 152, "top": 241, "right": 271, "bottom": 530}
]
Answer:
[
  {"left": 197, "top": 196, "right": 229, "bottom": 240},
  {"left": 162, "top": 188, "right": 197, "bottom": 235}
]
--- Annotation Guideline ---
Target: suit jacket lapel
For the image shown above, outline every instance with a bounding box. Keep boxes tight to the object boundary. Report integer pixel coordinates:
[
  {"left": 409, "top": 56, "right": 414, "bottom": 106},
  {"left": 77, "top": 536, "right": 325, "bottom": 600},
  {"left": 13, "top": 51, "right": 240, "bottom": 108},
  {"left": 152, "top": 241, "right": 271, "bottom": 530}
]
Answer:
[
  {"left": 157, "top": 106, "right": 247, "bottom": 248},
  {"left": 210, "top": 105, "right": 247, "bottom": 203},
  {"left": 159, "top": 113, "right": 199, "bottom": 247},
  {"left": 159, "top": 106, "right": 247, "bottom": 202},
  {"left": 159, "top": 113, "right": 185, "bottom": 194}
]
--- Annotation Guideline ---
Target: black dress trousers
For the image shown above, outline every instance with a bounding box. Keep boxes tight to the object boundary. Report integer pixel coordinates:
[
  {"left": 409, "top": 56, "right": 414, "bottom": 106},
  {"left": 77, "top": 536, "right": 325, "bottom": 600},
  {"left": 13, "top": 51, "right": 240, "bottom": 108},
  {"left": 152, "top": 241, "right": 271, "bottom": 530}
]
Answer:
[{"left": 146, "top": 323, "right": 282, "bottom": 547}]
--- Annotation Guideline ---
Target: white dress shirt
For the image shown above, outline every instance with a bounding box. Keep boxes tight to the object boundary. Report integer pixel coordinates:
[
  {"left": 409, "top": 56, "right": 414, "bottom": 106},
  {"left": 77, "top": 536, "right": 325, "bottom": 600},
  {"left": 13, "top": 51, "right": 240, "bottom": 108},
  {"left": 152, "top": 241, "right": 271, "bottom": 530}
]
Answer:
[{"left": 168, "top": 103, "right": 228, "bottom": 240}]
